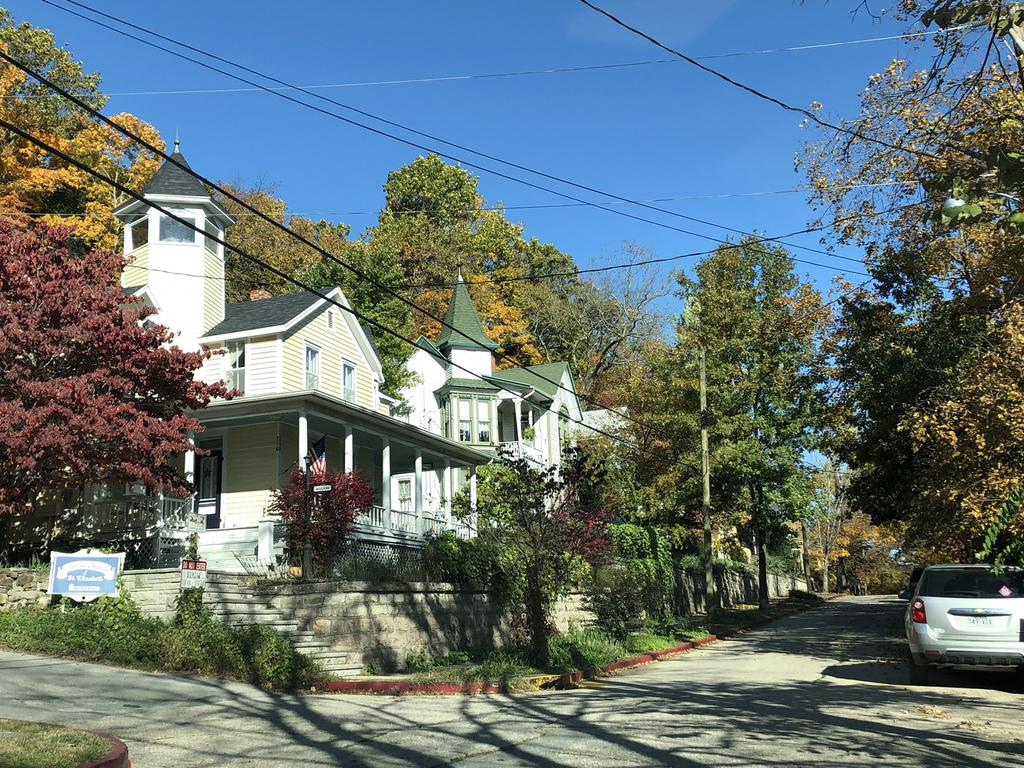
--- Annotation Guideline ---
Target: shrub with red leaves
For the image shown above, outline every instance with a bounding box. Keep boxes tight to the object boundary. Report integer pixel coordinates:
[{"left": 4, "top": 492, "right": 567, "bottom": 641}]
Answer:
[{"left": 268, "top": 468, "right": 373, "bottom": 570}]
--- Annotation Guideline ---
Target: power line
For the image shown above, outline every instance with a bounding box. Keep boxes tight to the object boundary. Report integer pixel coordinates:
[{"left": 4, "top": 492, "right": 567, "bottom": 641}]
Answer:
[
  {"left": 0, "top": 115, "right": 654, "bottom": 457},
  {"left": 575, "top": 0, "right": 979, "bottom": 163},
  {"left": 11, "top": 179, "right": 919, "bottom": 217},
  {"left": 41, "top": 0, "right": 870, "bottom": 273},
  {"left": 0, "top": 49, "right": 675, "bottom": 443},
  {"left": 49, "top": 27, "right": 961, "bottom": 98}
]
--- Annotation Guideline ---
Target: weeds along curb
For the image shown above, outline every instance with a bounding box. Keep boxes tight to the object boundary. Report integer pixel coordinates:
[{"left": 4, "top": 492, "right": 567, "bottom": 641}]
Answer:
[
  {"left": 77, "top": 733, "right": 130, "bottom": 768},
  {"left": 321, "top": 596, "right": 838, "bottom": 696}
]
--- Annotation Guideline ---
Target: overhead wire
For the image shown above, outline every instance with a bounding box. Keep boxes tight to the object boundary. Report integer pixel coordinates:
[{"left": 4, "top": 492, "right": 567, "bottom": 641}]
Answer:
[
  {"left": 0, "top": 115, "right": 657, "bottom": 457},
  {"left": 575, "top": 0, "right": 982, "bottom": 164},
  {"left": 0, "top": 49, "right": 677, "bottom": 444},
  {"left": 41, "top": 0, "right": 871, "bottom": 274}
]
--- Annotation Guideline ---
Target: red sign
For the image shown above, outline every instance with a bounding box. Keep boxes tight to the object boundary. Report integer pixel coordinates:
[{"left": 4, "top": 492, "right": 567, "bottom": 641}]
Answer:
[{"left": 180, "top": 559, "right": 208, "bottom": 590}]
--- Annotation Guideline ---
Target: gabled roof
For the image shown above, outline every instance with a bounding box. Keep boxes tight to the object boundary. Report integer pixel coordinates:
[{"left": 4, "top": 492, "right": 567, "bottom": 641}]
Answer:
[
  {"left": 142, "top": 145, "right": 210, "bottom": 198},
  {"left": 436, "top": 274, "right": 499, "bottom": 351},
  {"left": 435, "top": 377, "right": 500, "bottom": 395},
  {"left": 489, "top": 362, "right": 572, "bottom": 400},
  {"left": 203, "top": 291, "right": 323, "bottom": 337}
]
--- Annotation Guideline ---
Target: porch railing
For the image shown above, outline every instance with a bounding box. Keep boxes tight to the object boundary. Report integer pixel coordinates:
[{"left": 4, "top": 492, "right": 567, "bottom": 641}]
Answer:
[
  {"left": 497, "top": 440, "right": 545, "bottom": 465},
  {"left": 353, "top": 505, "right": 475, "bottom": 542}
]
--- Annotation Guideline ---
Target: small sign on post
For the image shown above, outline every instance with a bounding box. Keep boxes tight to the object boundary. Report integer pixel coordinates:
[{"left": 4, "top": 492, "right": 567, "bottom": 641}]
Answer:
[
  {"left": 180, "top": 559, "right": 208, "bottom": 590},
  {"left": 49, "top": 550, "right": 124, "bottom": 602},
  {"left": 312, "top": 484, "right": 332, "bottom": 493}
]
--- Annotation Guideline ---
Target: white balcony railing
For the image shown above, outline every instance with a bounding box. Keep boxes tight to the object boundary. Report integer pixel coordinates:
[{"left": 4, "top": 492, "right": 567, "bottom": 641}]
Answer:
[
  {"left": 353, "top": 505, "right": 475, "bottom": 543},
  {"left": 497, "top": 441, "right": 545, "bottom": 465}
]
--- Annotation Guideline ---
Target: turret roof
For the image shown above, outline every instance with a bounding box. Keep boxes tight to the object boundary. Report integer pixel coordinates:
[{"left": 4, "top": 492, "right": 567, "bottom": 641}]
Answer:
[{"left": 435, "top": 273, "right": 499, "bottom": 351}]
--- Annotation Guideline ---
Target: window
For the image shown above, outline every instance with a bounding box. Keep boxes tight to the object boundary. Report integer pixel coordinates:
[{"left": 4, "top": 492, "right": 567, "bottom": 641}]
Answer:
[
  {"left": 458, "top": 398, "right": 472, "bottom": 443},
  {"left": 129, "top": 218, "right": 148, "bottom": 251},
  {"left": 225, "top": 341, "right": 245, "bottom": 394},
  {"left": 398, "top": 479, "right": 412, "bottom": 511},
  {"left": 198, "top": 455, "right": 218, "bottom": 502},
  {"left": 305, "top": 345, "right": 320, "bottom": 390},
  {"left": 204, "top": 220, "right": 220, "bottom": 253},
  {"left": 477, "top": 399, "right": 491, "bottom": 444},
  {"left": 441, "top": 400, "right": 450, "bottom": 438},
  {"left": 521, "top": 410, "right": 532, "bottom": 441},
  {"left": 158, "top": 213, "right": 197, "bottom": 243},
  {"left": 342, "top": 361, "right": 357, "bottom": 403},
  {"left": 919, "top": 567, "right": 1024, "bottom": 598}
]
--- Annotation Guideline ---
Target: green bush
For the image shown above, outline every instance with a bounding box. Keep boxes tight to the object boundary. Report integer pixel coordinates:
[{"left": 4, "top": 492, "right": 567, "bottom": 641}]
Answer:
[
  {"left": 0, "top": 591, "right": 318, "bottom": 691},
  {"left": 585, "top": 565, "right": 647, "bottom": 640},
  {"left": 423, "top": 531, "right": 523, "bottom": 606},
  {"left": 548, "top": 628, "right": 624, "bottom": 673},
  {"left": 403, "top": 646, "right": 432, "bottom": 673}
]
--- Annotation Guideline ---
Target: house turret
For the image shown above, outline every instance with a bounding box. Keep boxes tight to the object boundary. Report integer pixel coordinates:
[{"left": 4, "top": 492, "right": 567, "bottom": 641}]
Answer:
[
  {"left": 114, "top": 140, "right": 235, "bottom": 350},
  {"left": 435, "top": 271, "right": 498, "bottom": 379}
]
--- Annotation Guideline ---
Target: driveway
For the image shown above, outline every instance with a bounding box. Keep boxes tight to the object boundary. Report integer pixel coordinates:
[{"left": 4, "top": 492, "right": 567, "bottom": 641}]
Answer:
[{"left": 1, "top": 595, "right": 1021, "bottom": 766}]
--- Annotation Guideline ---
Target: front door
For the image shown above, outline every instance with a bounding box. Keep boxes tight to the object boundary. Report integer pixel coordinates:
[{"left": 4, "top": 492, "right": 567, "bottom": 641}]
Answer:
[{"left": 197, "top": 450, "right": 223, "bottom": 529}]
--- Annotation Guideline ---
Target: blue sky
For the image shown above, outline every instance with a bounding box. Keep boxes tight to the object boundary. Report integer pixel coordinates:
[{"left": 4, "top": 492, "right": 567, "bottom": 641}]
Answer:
[{"left": 12, "top": 1, "right": 934, "bottom": 306}]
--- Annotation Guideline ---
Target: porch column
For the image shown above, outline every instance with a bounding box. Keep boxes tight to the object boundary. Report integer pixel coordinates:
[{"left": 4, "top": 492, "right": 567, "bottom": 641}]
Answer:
[
  {"left": 443, "top": 460, "right": 452, "bottom": 524},
  {"left": 513, "top": 398, "right": 522, "bottom": 443},
  {"left": 381, "top": 438, "right": 392, "bottom": 533},
  {"left": 343, "top": 426, "right": 354, "bottom": 473},
  {"left": 298, "top": 411, "right": 308, "bottom": 471},
  {"left": 184, "top": 430, "right": 196, "bottom": 511},
  {"left": 414, "top": 449, "right": 424, "bottom": 535},
  {"left": 469, "top": 464, "right": 477, "bottom": 508}
]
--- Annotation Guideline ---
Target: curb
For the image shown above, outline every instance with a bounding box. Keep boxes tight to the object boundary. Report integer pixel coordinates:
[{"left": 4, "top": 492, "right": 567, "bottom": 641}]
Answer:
[
  {"left": 78, "top": 733, "right": 130, "bottom": 768},
  {"left": 322, "top": 595, "right": 838, "bottom": 696}
]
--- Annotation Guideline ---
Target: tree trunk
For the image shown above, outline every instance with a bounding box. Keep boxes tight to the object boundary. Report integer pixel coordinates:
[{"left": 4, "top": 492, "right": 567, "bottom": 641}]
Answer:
[
  {"left": 756, "top": 531, "right": 769, "bottom": 610},
  {"left": 525, "top": 565, "right": 549, "bottom": 667},
  {"left": 822, "top": 552, "right": 830, "bottom": 595}
]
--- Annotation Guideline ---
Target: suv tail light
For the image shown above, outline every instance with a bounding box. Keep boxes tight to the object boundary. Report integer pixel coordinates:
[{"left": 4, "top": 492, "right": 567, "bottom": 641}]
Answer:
[{"left": 911, "top": 598, "right": 927, "bottom": 624}]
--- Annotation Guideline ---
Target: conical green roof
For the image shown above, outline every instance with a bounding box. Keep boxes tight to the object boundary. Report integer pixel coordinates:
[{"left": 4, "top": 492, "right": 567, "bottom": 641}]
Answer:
[{"left": 436, "top": 273, "right": 499, "bottom": 351}]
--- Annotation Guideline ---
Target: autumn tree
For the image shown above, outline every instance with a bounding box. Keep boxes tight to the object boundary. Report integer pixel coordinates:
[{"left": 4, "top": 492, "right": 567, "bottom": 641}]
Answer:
[
  {"left": 802, "top": 29, "right": 1024, "bottom": 556},
  {"left": 0, "top": 222, "right": 229, "bottom": 516},
  {"left": 807, "top": 462, "right": 850, "bottom": 594},
  {"left": 0, "top": 12, "right": 164, "bottom": 251}
]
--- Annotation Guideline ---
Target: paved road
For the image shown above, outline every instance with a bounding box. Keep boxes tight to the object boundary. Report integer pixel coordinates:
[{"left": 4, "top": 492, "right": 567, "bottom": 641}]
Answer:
[{"left": 1, "top": 596, "right": 1022, "bottom": 767}]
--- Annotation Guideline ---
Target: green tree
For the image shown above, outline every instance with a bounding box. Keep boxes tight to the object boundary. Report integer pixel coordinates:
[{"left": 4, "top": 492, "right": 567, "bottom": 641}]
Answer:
[{"left": 677, "top": 238, "right": 827, "bottom": 608}]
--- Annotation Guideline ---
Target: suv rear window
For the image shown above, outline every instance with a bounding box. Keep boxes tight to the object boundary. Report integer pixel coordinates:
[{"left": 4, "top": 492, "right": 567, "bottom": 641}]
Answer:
[{"left": 919, "top": 568, "right": 1024, "bottom": 598}]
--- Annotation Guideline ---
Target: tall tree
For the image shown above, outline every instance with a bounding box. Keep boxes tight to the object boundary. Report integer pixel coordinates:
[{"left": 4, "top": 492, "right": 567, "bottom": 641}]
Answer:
[
  {"left": 0, "top": 222, "right": 228, "bottom": 516},
  {"left": 807, "top": 462, "right": 850, "bottom": 594},
  {"left": 803, "top": 38, "right": 1024, "bottom": 557},
  {"left": 677, "top": 239, "right": 828, "bottom": 608}
]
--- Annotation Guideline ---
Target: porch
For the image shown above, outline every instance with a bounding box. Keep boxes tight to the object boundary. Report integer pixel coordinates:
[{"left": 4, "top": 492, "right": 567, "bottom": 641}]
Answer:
[{"left": 188, "top": 390, "right": 491, "bottom": 571}]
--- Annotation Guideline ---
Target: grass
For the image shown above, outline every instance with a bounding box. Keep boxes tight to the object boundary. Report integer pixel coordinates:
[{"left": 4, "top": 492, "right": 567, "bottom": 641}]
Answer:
[{"left": 0, "top": 719, "right": 110, "bottom": 768}]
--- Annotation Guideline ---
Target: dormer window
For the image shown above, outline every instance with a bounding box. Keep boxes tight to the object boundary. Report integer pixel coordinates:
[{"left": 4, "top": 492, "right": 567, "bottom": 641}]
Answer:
[
  {"left": 159, "top": 213, "right": 197, "bottom": 243},
  {"left": 225, "top": 341, "right": 245, "bottom": 394}
]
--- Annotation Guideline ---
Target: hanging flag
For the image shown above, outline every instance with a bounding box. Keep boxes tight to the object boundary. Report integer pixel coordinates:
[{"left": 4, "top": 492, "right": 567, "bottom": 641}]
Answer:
[{"left": 310, "top": 436, "right": 327, "bottom": 476}]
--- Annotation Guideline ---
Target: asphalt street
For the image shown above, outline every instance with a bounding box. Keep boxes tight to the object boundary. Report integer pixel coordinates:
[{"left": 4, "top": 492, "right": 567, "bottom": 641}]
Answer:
[{"left": 1, "top": 595, "right": 1021, "bottom": 767}]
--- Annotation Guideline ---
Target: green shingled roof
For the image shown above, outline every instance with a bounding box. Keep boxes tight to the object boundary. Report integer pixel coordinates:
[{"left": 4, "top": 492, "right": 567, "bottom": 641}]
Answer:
[
  {"left": 489, "top": 362, "right": 572, "bottom": 400},
  {"left": 436, "top": 274, "right": 499, "bottom": 351}
]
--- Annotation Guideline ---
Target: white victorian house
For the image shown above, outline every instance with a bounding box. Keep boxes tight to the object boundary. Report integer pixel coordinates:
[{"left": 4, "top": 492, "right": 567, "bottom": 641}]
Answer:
[{"left": 392, "top": 272, "right": 584, "bottom": 510}]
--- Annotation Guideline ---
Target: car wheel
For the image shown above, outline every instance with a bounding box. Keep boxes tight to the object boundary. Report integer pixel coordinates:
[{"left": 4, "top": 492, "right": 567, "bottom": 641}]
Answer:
[{"left": 908, "top": 654, "right": 930, "bottom": 685}]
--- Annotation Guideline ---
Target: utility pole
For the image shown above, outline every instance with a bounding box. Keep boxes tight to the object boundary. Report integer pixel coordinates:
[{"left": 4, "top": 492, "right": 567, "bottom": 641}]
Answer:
[{"left": 699, "top": 347, "right": 717, "bottom": 613}]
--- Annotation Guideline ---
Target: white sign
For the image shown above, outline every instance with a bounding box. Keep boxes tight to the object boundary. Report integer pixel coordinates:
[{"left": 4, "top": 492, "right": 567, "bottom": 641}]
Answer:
[
  {"left": 313, "top": 484, "right": 332, "bottom": 493},
  {"left": 180, "top": 559, "right": 208, "bottom": 590},
  {"left": 186, "top": 512, "right": 205, "bottom": 534}
]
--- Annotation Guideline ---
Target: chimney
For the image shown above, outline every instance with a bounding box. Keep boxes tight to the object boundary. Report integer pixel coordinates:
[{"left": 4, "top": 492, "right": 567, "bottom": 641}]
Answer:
[{"left": 250, "top": 282, "right": 272, "bottom": 302}]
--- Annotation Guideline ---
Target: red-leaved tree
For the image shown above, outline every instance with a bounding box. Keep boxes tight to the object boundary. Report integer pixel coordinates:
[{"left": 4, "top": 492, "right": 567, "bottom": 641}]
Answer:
[
  {"left": 267, "top": 468, "right": 373, "bottom": 570},
  {"left": 0, "top": 222, "right": 229, "bottom": 516}
]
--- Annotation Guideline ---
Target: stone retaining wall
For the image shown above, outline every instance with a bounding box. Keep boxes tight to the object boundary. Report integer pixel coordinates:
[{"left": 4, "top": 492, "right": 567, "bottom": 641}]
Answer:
[
  {"left": 0, "top": 569, "right": 49, "bottom": 610},
  {"left": 1, "top": 565, "right": 806, "bottom": 673}
]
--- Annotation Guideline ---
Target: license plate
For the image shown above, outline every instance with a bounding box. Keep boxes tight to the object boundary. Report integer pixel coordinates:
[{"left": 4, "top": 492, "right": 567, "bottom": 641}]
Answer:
[{"left": 967, "top": 616, "right": 994, "bottom": 626}]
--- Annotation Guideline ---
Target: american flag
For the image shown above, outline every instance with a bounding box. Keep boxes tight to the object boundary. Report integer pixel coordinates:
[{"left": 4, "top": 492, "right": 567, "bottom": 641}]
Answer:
[{"left": 309, "top": 436, "right": 327, "bottom": 476}]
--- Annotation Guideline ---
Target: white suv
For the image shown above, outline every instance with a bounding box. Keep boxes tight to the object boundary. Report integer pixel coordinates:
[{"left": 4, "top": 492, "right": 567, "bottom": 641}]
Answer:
[{"left": 903, "top": 564, "right": 1024, "bottom": 684}]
